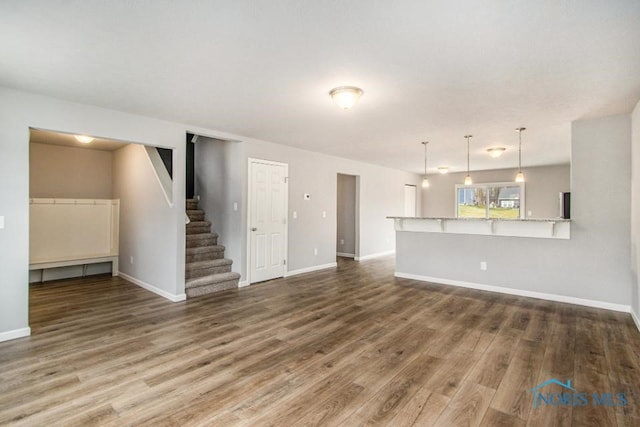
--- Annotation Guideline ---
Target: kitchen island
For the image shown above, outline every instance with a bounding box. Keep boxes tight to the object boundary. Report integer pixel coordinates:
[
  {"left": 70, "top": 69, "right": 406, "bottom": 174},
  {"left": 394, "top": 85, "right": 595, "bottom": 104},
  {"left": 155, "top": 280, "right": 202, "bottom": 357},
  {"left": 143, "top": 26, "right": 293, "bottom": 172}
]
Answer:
[{"left": 389, "top": 216, "right": 628, "bottom": 312}]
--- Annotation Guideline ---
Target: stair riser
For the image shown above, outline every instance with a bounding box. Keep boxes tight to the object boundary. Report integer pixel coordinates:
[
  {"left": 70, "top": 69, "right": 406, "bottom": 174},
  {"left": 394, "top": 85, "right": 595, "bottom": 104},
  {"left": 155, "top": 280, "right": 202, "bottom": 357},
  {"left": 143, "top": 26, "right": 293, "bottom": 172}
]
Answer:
[
  {"left": 186, "top": 226, "right": 211, "bottom": 235},
  {"left": 186, "top": 279, "right": 239, "bottom": 297},
  {"left": 186, "top": 237, "right": 218, "bottom": 248},
  {"left": 186, "top": 201, "right": 199, "bottom": 210},
  {"left": 186, "top": 264, "right": 232, "bottom": 279},
  {"left": 187, "top": 212, "right": 205, "bottom": 221},
  {"left": 186, "top": 251, "right": 225, "bottom": 263}
]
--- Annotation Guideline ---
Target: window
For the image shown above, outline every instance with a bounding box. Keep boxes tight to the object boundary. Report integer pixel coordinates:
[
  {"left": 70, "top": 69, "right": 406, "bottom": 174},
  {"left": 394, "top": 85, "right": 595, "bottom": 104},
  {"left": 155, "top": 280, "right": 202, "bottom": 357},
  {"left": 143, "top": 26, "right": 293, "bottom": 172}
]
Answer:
[{"left": 456, "top": 182, "right": 525, "bottom": 219}]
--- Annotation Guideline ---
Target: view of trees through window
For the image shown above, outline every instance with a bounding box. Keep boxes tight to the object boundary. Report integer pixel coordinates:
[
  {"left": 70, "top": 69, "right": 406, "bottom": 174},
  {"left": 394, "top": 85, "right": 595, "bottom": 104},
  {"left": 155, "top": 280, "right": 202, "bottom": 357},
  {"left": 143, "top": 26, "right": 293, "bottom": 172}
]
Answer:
[{"left": 457, "top": 184, "right": 523, "bottom": 219}]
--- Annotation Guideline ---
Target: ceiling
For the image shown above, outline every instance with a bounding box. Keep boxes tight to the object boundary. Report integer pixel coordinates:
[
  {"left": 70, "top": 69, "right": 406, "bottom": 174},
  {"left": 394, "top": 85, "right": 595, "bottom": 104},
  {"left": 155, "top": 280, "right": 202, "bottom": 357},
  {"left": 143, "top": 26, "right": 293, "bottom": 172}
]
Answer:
[
  {"left": 30, "top": 128, "right": 129, "bottom": 152},
  {"left": 2, "top": 1, "right": 639, "bottom": 174}
]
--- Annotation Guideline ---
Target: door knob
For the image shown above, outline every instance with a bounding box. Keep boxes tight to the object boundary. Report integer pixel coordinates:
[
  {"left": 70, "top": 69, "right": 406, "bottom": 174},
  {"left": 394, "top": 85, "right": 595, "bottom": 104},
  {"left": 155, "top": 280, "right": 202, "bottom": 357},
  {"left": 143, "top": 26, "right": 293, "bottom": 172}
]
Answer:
[{"left": 251, "top": 227, "right": 257, "bottom": 231}]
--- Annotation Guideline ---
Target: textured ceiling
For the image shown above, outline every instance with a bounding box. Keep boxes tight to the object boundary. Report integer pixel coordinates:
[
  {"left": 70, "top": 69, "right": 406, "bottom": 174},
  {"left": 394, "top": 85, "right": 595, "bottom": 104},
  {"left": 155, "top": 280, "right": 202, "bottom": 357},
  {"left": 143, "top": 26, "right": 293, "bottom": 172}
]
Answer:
[{"left": 2, "top": 1, "right": 639, "bottom": 174}]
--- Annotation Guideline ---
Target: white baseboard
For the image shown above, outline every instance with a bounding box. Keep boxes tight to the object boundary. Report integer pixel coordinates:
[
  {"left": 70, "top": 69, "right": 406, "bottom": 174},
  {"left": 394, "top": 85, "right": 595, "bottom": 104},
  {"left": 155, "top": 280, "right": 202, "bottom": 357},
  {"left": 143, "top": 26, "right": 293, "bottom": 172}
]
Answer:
[
  {"left": 394, "top": 272, "right": 631, "bottom": 313},
  {"left": 118, "top": 272, "right": 186, "bottom": 302},
  {"left": 631, "top": 309, "right": 640, "bottom": 332},
  {"left": 285, "top": 262, "right": 337, "bottom": 278},
  {"left": 238, "top": 280, "right": 249, "bottom": 288},
  {"left": 0, "top": 327, "right": 31, "bottom": 343},
  {"left": 337, "top": 252, "right": 355, "bottom": 258},
  {"left": 355, "top": 251, "right": 395, "bottom": 261}
]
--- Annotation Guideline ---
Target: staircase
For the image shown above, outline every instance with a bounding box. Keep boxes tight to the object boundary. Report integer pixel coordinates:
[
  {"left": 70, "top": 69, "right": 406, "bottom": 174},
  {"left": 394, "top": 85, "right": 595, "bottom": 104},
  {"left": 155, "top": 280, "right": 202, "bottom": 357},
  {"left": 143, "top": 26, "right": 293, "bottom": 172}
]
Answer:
[{"left": 185, "top": 198, "right": 241, "bottom": 298}]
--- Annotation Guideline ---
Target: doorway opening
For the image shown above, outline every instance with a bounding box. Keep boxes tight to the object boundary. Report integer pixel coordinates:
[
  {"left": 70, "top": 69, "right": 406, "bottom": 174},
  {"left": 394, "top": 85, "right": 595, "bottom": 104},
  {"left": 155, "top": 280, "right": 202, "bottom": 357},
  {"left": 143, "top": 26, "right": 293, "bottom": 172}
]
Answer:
[
  {"left": 404, "top": 184, "right": 417, "bottom": 217},
  {"left": 336, "top": 173, "right": 359, "bottom": 259}
]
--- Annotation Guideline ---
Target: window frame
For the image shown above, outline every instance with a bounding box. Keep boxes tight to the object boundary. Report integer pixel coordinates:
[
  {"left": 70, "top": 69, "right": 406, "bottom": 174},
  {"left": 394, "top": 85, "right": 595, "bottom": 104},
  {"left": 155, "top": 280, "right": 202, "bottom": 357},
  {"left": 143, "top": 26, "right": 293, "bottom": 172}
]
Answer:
[{"left": 454, "top": 181, "right": 526, "bottom": 219}]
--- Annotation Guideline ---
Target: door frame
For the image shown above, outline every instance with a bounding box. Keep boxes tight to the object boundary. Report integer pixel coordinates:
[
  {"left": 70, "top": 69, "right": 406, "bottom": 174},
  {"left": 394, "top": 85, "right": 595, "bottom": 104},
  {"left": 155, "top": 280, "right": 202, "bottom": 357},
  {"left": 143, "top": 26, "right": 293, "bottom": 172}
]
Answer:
[
  {"left": 246, "top": 157, "right": 289, "bottom": 285},
  {"left": 336, "top": 173, "right": 360, "bottom": 259}
]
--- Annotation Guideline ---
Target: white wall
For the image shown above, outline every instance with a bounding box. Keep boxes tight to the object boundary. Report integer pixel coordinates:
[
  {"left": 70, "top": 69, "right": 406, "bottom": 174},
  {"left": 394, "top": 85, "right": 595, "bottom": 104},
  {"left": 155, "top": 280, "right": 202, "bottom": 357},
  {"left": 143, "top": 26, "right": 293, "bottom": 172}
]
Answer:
[
  {"left": 422, "top": 164, "right": 570, "bottom": 219},
  {"left": 30, "top": 142, "right": 114, "bottom": 199},
  {"left": 113, "top": 144, "right": 182, "bottom": 297},
  {"left": 194, "top": 138, "right": 244, "bottom": 278},
  {"left": 0, "top": 87, "right": 188, "bottom": 340},
  {"left": 337, "top": 174, "right": 357, "bottom": 256},
  {"left": 397, "top": 114, "right": 632, "bottom": 307},
  {"left": 631, "top": 100, "right": 640, "bottom": 318},
  {"left": 245, "top": 139, "right": 422, "bottom": 273}
]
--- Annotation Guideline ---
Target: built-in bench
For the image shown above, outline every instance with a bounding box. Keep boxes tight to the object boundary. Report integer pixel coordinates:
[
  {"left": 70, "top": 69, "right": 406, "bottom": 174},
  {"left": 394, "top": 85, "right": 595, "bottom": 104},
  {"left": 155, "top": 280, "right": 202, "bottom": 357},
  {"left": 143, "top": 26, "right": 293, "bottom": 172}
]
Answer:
[
  {"left": 29, "top": 198, "right": 120, "bottom": 282},
  {"left": 29, "top": 255, "right": 119, "bottom": 282}
]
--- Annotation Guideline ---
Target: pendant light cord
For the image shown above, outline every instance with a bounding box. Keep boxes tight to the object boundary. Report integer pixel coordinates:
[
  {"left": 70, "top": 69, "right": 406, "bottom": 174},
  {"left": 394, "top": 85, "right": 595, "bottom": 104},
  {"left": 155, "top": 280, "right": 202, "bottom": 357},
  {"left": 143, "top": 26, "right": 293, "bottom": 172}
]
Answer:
[
  {"left": 516, "top": 127, "right": 525, "bottom": 172},
  {"left": 465, "top": 135, "right": 471, "bottom": 175},
  {"left": 423, "top": 142, "right": 428, "bottom": 176},
  {"left": 518, "top": 129, "right": 522, "bottom": 172}
]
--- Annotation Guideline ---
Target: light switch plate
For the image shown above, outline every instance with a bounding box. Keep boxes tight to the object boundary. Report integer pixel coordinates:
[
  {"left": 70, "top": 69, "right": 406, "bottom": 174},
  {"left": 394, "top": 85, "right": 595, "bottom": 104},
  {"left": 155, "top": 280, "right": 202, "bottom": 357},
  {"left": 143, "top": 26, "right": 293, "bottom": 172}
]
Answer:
[{"left": 0, "top": 216, "right": 4, "bottom": 229}]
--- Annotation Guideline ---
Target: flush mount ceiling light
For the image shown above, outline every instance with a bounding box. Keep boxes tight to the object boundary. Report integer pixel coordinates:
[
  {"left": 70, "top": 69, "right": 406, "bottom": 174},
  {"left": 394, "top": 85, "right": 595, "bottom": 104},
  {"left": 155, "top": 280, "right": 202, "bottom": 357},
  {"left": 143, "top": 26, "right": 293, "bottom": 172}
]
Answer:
[
  {"left": 438, "top": 166, "right": 449, "bottom": 174},
  {"left": 74, "top": 135, "right": 94, "bottom": 144},
  {"left": 421, "top": 141, "right": 430, "bottom": 188},
  {"left": 486, "top": 147, "right": 506, "bottom": 158},
  {"left": 464, "top": 135, "right": 473, "bottom": 185},
  {"left": 329, "top": 86, "right": 363, "bottom": 110},
  {"left": 515, "top": 127, "right": 526, "bottom": 183}
]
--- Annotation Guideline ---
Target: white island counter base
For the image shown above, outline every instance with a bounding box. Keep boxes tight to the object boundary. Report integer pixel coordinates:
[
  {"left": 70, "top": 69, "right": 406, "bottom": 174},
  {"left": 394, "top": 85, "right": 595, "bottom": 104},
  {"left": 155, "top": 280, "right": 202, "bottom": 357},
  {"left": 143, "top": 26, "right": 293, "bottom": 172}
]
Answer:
[
  {"left": 389, "top": 215, "right": 631, "bottom": 313},
  {"left": 389, "top": 216, "right": 570, "bottom": 239}
]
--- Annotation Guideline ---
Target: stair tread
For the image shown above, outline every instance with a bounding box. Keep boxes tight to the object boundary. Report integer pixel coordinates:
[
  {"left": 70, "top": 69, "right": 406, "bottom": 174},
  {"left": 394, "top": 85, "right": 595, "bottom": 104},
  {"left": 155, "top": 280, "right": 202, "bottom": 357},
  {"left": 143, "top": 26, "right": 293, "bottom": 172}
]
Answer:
[
  {"left": 186, "top": 232, "right": 219, "bottom": 240},
  {"left": 186, "top": 245, "right": 225, "bottom": 254},
  {"left": 186, "top": 272, "right": 241, "bottom": 288},
  {"left": 186, "top": 259, "right": 233, "bottom": 270},
  {"left": 186, "top": 220, "right": 211, "bottom": 227}
]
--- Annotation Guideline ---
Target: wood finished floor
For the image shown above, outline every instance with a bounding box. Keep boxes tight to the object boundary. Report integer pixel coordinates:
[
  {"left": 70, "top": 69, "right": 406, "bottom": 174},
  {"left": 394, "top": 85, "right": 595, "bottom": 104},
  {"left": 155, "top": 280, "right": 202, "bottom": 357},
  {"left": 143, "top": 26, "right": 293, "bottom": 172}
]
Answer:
[{"left": 1, "top": 257, "right": 640, "bottom": 426}]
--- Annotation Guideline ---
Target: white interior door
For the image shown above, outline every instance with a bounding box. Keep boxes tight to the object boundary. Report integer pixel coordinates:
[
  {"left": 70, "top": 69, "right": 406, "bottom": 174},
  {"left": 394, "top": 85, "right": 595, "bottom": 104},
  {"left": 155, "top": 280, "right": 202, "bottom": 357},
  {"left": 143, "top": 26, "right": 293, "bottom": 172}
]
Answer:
[
  {"left": 404, "top": 184, "right": 417, "bottom": 217},
  {"left": 249, "top": 160, "right": 287, "bottom": 283}
]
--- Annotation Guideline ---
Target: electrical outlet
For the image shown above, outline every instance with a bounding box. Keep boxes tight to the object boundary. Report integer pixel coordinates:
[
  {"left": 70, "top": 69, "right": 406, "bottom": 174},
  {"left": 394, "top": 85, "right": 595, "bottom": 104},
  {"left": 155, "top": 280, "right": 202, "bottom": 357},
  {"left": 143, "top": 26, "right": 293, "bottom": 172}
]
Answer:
[
  {"left": 314, "top": 248, "right": 318, "bottom": 256},
  {"left": 322, "top": 211, "right": 326, "bottom": 218},
  {"left": 0, "top": 216, "right": 4, "bottom": 229},
  {"left": 130, "top": 256, "right": 134, "bottom": 265},
  {"left": 293, "top": 211, "right": 297, "bottom": 219},
  {"left": 480, "top": 261, "right": 487, "bottom": 271},
  {"left": 233, "top": 202, "right": 238, "bottom": 212},
  {"left": 340, "top": 239, "right": 344, "bottom": 245},
  {"left": 528, "top": 210, "right": 532, "bottom": 217}
]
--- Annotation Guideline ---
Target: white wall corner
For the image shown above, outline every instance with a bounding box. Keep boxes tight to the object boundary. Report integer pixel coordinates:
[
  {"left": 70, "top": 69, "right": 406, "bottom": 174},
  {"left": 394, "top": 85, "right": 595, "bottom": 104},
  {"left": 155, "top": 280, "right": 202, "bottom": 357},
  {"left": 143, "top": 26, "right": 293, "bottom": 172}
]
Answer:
[
  {"left": 284, "top": 262, "right": 337, "bottom": 278},
  {"left": 118, "top": 272, "right": 186, "bottom": 302},
  {"left": 0, "top": 327, "right": 31, "bottom": 343},
  {"left": 394, "top": 271, "right": 631, "bottom": 313},
  {"left": 354, "top": 250, "right": 396, "bottom": 261},
  {"left": 631, "top": 309, "right": 640, "bottom": 333}
]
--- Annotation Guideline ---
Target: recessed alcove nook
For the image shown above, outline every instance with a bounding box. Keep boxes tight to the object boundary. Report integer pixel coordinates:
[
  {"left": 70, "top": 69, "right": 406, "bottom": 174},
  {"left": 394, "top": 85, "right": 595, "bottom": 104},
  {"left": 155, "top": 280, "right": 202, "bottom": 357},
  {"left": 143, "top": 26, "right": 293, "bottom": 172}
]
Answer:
[{"left": 27, "top": 127, "right": 181, "bottom": 302}]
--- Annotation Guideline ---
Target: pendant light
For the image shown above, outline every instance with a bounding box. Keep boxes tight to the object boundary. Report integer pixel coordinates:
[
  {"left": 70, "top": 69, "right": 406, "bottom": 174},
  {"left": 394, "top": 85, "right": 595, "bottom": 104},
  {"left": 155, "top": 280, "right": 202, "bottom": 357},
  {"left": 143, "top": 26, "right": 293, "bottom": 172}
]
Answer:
[
  {"left": 464, "top": 135, "right": 473, "bottom": 185},
  {"left": 421, "top": 141, "right": 430, "bottom": 188},
  {"left": 515, "top": 127, "right": 526, "bottom": 182}
]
